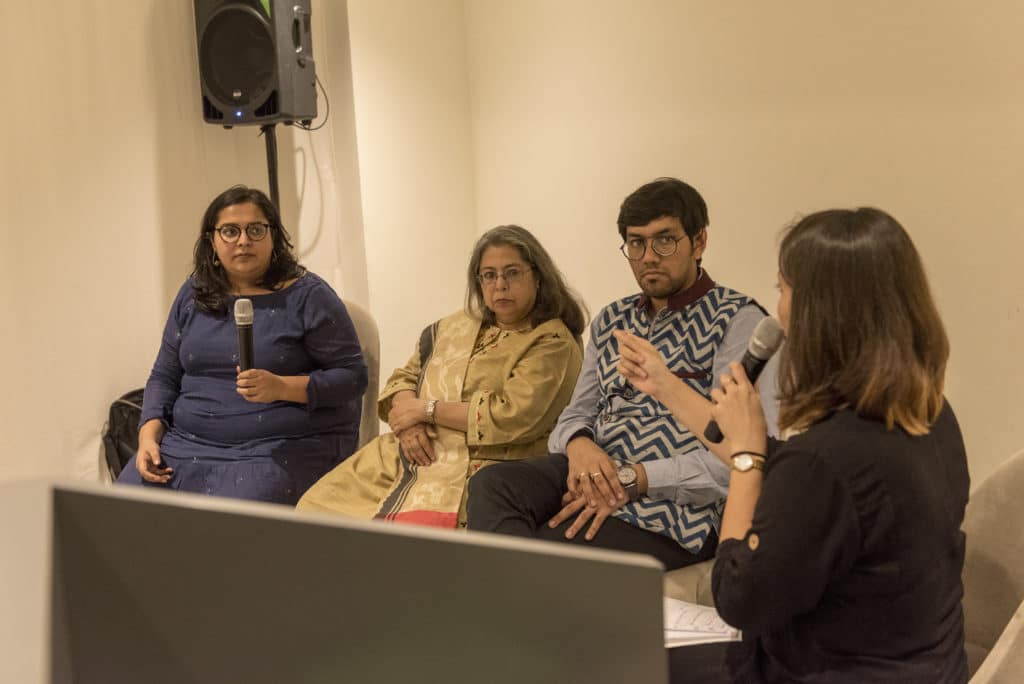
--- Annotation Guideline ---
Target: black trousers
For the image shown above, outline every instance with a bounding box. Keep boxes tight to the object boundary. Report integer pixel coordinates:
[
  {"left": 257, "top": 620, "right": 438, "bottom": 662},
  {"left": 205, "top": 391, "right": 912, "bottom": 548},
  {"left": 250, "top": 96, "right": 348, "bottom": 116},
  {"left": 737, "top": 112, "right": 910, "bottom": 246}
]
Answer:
[
  {"left": 467, "top": 453, "right": 717, "bottom": 571},
  {"left": 668, "top": 643, "right": 733, "bottom": 683}
]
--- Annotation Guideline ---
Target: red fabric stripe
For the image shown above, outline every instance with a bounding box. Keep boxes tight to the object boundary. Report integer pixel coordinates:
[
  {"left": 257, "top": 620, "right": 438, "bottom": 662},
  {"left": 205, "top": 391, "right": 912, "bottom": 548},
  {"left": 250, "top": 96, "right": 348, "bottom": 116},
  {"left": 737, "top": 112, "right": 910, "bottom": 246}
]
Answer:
[{"left": 392, "top": 511, "right": 459, "bottom": 528}]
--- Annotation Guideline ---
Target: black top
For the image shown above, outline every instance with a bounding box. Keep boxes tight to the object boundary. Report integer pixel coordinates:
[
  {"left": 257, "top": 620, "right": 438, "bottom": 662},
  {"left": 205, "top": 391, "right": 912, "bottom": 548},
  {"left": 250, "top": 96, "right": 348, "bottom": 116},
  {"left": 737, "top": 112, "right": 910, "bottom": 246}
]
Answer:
[{"left": 713, "top": 402, "right": 969, "bottom": 683}]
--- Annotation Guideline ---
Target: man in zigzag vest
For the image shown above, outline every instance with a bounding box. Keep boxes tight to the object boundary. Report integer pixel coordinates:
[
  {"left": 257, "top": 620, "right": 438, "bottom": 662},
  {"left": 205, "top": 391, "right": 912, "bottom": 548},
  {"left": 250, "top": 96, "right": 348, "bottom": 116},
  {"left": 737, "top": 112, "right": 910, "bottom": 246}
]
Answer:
[{"left": 467, "top": 177, "right": 779, "bottom": 570}]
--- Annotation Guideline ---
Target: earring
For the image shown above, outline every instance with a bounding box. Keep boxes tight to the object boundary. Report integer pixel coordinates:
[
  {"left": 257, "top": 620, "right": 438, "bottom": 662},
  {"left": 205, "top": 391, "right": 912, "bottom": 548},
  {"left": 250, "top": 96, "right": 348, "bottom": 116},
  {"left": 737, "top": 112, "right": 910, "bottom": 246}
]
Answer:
[
  {"left": 212, "top": 255, "right": 220, "bottom": 267},
  {"left": 271, "top": 249, "right": 278, "bottom": 262}
]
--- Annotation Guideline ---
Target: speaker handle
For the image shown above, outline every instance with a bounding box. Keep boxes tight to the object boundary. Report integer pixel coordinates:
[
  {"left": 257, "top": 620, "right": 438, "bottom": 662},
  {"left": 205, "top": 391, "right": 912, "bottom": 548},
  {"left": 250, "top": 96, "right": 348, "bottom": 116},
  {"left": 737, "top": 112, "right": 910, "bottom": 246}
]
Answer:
[{"left": 291, "top": 5, "right": 313, "bottom": 67}]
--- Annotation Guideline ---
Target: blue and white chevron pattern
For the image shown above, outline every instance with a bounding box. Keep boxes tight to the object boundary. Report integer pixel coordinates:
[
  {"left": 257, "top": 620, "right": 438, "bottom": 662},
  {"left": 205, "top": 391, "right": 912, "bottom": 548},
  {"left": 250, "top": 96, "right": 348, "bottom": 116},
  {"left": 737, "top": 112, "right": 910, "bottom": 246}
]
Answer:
[{"left": 593, "top": 288, "right": 753, "bottom": 553}]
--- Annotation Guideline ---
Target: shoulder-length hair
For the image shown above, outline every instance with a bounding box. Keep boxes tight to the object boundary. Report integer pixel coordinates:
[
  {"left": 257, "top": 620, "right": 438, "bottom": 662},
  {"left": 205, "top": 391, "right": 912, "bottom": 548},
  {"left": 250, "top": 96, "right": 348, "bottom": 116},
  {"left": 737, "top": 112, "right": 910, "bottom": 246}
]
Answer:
[
  {"left": 465, "top": 225, "right": 588, "bottom": 336},
  {"left": 191, "top": 186, "right": 305, "bottom": 315},
  {"left": 777, "top": 207, "right": 948, "bottom": 435}
]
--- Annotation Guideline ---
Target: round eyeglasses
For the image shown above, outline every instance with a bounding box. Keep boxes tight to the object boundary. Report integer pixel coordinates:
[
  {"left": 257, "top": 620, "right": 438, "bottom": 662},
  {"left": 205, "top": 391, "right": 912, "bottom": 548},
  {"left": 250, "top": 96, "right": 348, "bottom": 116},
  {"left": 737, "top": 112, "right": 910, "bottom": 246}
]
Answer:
[
  {"left": 477, "top": 266, "right": 533, "bottom": 286},
  {"left": 619, "top": 234, "right": 687, "bottom": 261},
  {"left": 215, "top": 222, "right": 271, "bottom": 243}
]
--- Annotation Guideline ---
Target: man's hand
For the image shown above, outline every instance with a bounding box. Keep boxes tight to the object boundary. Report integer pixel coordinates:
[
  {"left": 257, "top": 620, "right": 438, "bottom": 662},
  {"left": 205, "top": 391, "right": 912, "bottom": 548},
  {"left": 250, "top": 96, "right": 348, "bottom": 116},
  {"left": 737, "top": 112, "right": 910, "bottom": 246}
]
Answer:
[
  {"left": 565, "top": 437, "right": 625, "bottom": 508},
  {"left": 614, "top": 330, "right": 676, "bottom": 401},
  {"left": 397, "top": 423, "right": 437, "bottom": 466},
  {"left": 547, "top": 490, "right": 620, "bottom": 541}
]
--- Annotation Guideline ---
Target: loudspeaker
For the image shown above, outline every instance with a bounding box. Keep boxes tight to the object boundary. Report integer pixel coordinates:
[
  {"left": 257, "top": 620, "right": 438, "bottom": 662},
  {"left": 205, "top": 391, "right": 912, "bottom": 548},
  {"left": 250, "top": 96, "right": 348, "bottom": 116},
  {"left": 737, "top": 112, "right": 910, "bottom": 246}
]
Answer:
[{"left": 193, "top": 0, "right": 317, "bottom": 127}]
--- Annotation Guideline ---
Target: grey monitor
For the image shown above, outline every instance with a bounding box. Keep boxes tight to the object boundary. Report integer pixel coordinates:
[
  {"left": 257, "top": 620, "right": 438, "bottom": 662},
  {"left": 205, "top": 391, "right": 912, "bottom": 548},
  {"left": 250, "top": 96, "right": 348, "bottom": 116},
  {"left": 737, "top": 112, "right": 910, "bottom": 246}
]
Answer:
[{"left": 1, "top": 480, "right": 668, "bottom": 684}]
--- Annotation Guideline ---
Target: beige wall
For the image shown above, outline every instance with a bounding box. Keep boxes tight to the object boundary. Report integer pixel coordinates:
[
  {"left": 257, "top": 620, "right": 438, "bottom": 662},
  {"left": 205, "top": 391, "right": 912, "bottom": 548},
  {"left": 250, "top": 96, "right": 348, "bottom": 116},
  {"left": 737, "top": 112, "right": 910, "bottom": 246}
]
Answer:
[
  {"left": 1, "top": 1, "right": 1020, "bottom": 488},
  {"left": 463, "top": 0, "right": 1024, "bottom": 485},
  {"left": 0, "top": 2, "right": 338, "bottom": 480},
  {"left": 1, "top": 2, "right": 269, "bottom": 481},
  {"left": 346, "top": 0, "right": 477, "bottom": 387}
]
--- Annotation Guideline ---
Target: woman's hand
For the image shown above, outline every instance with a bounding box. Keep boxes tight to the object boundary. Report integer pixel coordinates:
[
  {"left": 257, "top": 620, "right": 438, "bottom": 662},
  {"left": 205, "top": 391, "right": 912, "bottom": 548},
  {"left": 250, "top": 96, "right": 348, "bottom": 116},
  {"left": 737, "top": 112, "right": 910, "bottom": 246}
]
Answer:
[
  {"left": 709, "top": 361, "right": 768, "bottom": 463},
  {"left": 388, "top": 393, "right": 429, "bottom": 434},
  {"left": 236, "top": 368, "right": 287, "bottom": 403},
  {"left": 614, "top": 330, "right": 676, "bottom": 401},
  {"left": 397, "top": 424, "right": 437, "bottom": 466},
  {"left": 135, "top": 437, "right": 173, "bottom": 483}
]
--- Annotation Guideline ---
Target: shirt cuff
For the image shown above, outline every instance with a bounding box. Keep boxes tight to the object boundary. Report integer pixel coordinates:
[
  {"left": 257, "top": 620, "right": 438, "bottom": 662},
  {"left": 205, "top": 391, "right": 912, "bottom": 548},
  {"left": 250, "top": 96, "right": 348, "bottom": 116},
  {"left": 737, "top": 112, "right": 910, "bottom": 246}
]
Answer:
[
  {"left": 549, "top": 418, "right": 593, "bottom": 454},
  {"left": 640, "top": 458, "right": 679, "bottom": 501},
  {"left": 465, "top": 389, "right": 492, "bottom": 446},
  {"left": 567, "top": 428, "right": 593, "bottom": 445}
]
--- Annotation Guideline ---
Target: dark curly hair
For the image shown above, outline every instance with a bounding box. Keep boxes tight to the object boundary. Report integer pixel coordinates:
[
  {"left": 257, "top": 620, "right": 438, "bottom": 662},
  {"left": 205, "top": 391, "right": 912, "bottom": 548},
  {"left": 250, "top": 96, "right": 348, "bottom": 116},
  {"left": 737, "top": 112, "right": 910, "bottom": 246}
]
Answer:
[{"left": 191, "top": 186, "right": 305, "bottom": 315}]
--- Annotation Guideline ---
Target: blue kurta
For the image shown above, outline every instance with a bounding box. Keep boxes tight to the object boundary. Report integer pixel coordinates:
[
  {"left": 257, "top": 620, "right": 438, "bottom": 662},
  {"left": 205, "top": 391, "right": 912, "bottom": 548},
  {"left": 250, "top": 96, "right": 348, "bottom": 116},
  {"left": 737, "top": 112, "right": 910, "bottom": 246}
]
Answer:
[{"left": 118, "top": 272, "right": 368, "bottom": 503}]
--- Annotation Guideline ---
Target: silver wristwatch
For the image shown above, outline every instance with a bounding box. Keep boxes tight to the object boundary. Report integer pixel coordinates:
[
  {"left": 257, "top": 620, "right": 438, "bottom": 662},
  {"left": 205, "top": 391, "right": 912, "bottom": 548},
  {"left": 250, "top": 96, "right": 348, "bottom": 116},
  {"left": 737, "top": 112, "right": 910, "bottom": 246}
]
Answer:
[
  {"left": 424, "top": 399, "right": 438, "bottom": 424},
  {"left": 617, "top": 465, "right": 640, "bottom": 502}
]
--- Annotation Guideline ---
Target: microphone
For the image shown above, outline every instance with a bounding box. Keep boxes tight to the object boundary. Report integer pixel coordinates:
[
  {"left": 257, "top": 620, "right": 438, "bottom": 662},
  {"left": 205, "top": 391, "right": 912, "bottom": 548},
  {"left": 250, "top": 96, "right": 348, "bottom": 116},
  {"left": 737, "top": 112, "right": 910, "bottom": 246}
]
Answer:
[
  {"left": 234, "top": 298, "right": 254, "bottom": 371},
  {"left": 704, "top": 316, "right": 785, "bottom": 444}
]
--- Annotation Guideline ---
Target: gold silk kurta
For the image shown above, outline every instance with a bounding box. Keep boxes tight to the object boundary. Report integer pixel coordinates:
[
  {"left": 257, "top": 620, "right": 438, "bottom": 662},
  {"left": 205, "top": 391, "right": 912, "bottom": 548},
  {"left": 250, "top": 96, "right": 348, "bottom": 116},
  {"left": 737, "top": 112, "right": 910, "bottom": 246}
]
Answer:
[{"left": 297, "top": 310, "right": 583, "bottom": 527}]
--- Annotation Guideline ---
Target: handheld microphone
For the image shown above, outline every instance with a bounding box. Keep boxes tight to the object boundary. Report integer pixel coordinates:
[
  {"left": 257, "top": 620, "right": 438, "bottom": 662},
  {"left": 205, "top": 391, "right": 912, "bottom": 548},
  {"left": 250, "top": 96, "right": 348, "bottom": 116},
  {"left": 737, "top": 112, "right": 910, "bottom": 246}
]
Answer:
[
  {"left": 704, "top": 316, "right": 785, "bottom": 444},
  {"left": 234, "top": 298, "right": 254, "bottom": 371}
]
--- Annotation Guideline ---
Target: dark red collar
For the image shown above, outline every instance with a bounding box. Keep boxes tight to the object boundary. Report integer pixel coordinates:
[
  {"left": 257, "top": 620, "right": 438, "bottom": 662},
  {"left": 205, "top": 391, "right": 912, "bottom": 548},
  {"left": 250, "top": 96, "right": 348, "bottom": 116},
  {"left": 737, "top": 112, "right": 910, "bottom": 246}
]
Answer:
[{"left": 637, "top": 269, "right": 716, "bottom": 314}]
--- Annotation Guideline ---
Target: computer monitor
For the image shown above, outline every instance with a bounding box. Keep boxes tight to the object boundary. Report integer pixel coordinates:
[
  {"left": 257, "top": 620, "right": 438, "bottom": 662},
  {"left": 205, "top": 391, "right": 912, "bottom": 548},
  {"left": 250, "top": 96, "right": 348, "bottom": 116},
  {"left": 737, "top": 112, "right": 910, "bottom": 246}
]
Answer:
[{"left": 1, "top": 480, "right": 668, "bottom": 683}]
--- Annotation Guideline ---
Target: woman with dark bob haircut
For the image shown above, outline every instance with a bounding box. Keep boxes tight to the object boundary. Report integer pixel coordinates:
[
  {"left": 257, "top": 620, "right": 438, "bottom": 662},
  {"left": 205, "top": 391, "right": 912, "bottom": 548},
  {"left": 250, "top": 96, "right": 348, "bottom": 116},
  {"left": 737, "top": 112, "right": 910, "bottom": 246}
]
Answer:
[
  {"left": 117, "top": 186, "right": 368, "bottom": 504},
  {"left": 298, "top": 225, "right": 586, "bottom": 528},
  {"left": 617, "top": 208, "right": 968, "bottom": 682}
]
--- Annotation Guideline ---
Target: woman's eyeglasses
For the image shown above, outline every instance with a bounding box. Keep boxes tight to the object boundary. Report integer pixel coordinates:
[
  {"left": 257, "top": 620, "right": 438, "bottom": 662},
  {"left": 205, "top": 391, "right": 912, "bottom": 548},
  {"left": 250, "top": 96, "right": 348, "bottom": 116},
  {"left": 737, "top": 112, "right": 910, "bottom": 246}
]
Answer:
[
  {"left": 477, "top": 266, "right": 532, "bottom": 286},
  {"left": 215, "top": 222, "right": 271, "bottom": 243}
]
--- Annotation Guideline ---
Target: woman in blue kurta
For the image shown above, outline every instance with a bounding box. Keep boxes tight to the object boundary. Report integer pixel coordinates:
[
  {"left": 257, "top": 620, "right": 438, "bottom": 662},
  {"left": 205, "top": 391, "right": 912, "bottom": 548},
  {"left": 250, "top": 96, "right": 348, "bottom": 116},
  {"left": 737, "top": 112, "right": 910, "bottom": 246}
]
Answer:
[{"left": 117, "top": 186, "right": 368, "bottom": 504}]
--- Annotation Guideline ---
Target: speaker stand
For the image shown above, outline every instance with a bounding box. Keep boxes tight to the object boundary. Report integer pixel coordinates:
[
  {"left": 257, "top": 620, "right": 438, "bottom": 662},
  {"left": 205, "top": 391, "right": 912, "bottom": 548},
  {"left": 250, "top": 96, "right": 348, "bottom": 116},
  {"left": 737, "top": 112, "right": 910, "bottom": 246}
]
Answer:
[{"left": 261, "top": 124, "right": 280, "bottom": 209}]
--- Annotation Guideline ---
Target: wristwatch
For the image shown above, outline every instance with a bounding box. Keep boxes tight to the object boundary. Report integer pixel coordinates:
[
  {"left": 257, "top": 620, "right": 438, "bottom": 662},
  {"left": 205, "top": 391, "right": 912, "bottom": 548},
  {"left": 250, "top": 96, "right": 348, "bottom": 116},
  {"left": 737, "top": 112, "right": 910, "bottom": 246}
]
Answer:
[
  {"left": 424, "top": 399, "right": 438, "bottom": 425},
  {"left": 617, "top": 465, "right": 640, "bottom": 502},
  {"left": 731, "top": 453, "right": 765, "bottom": 473}
]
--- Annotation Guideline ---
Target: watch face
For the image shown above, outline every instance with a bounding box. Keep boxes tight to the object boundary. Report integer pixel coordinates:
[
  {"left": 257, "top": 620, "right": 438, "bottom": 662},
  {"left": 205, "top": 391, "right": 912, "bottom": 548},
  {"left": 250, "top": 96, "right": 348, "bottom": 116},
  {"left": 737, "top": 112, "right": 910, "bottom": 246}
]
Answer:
[
  {"left": 733, "top": 454, "right": 754, "bottom": 471},
  {"left": 617, "top": 466, "right": 637, "bottom": 486}
]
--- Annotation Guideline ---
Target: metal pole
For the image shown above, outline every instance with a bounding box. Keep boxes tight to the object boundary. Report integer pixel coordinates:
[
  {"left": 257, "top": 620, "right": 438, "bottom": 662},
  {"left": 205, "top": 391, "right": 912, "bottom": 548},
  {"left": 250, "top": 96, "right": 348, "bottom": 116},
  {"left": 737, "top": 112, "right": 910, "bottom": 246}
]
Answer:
[{"left": 261, "top": 124, "right": 280, "bottom": 209}]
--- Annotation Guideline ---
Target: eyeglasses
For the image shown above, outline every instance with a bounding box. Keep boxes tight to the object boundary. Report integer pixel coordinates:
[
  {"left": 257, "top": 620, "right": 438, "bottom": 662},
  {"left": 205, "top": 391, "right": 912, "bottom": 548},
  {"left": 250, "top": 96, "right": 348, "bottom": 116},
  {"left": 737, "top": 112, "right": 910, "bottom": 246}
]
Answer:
[
  {"left": 619, "top": 234, "right": 687, "bottom": 261},
  {"left": 215, "top": 222, "right": 271, "bottom": 243},
  {"left": 477, "top": 266, "right": 533, "bottom": 286}
]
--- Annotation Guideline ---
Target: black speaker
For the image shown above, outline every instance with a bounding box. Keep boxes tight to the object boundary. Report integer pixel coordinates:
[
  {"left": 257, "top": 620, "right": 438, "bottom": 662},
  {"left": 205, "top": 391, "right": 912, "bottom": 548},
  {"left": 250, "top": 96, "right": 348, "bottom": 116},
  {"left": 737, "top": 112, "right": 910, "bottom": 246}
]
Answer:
[{"left": 194, "top": 0, "right": 317, "bottom": 127}]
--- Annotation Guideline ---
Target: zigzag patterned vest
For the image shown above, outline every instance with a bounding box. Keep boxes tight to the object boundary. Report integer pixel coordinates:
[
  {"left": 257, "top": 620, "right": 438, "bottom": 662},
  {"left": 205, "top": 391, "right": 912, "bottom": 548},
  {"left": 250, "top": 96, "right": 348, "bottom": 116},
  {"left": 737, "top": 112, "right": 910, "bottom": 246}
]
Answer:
[{"left": 594, "top": 278, "right": 754, "bottom": 553}]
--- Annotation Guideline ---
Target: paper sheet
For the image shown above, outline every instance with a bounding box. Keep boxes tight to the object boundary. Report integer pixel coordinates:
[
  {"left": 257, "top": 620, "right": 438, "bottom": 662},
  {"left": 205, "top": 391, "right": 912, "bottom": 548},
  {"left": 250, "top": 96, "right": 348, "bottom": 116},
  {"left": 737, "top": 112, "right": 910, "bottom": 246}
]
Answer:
[{"left": 663, "top": 597, "right": 741, "bottom": 648}]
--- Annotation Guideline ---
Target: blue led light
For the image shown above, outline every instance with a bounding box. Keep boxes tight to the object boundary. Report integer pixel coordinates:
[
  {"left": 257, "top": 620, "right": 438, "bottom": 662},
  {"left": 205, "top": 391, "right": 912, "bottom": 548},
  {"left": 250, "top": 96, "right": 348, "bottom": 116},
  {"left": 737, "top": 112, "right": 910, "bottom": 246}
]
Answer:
[{"left": 235, "top": 111, "right": 243, "bottom": 118}]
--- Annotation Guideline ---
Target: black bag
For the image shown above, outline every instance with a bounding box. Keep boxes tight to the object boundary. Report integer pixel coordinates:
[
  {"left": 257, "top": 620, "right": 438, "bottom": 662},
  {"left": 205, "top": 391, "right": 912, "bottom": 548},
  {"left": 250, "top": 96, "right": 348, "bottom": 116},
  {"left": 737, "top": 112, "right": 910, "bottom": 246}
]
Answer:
[{"left": 101, "top": 389, "right": 145, "bottom": 480}]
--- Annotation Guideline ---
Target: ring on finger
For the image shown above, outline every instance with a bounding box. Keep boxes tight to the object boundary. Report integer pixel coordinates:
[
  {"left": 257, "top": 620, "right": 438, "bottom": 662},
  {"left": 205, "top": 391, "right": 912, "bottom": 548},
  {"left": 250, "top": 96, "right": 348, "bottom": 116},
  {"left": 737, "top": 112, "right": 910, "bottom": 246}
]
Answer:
[
  {"left": 590, "top": 471, "right": 602, "bottom": 479},
  {"left": 577, "top": 472, "right": 588, "bottom": 481}
]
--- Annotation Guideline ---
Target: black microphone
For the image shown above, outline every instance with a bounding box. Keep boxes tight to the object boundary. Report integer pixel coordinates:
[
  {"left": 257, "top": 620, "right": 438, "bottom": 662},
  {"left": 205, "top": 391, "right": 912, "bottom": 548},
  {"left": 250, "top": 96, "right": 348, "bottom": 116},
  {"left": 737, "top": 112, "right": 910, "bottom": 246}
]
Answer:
[
  {"left": 234, "top": 298, "right": 254, "bottom": 371},
  {"left": 704, "top": 316, "right": 785, "bottom": 444}
]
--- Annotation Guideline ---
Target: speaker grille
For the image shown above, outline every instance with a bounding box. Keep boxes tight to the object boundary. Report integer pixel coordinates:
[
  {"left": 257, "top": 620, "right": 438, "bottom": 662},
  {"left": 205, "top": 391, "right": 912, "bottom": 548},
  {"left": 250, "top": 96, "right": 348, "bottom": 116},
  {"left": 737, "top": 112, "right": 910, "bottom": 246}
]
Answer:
[
  {"left": 199, "top": 6, "right": 275, "bottom": 109},
  {"left": 254, "top": 90, "right": 280, "bottom": 118},
  {"left": 202, "top": 96, "right": 225, "bottom": 121}
]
